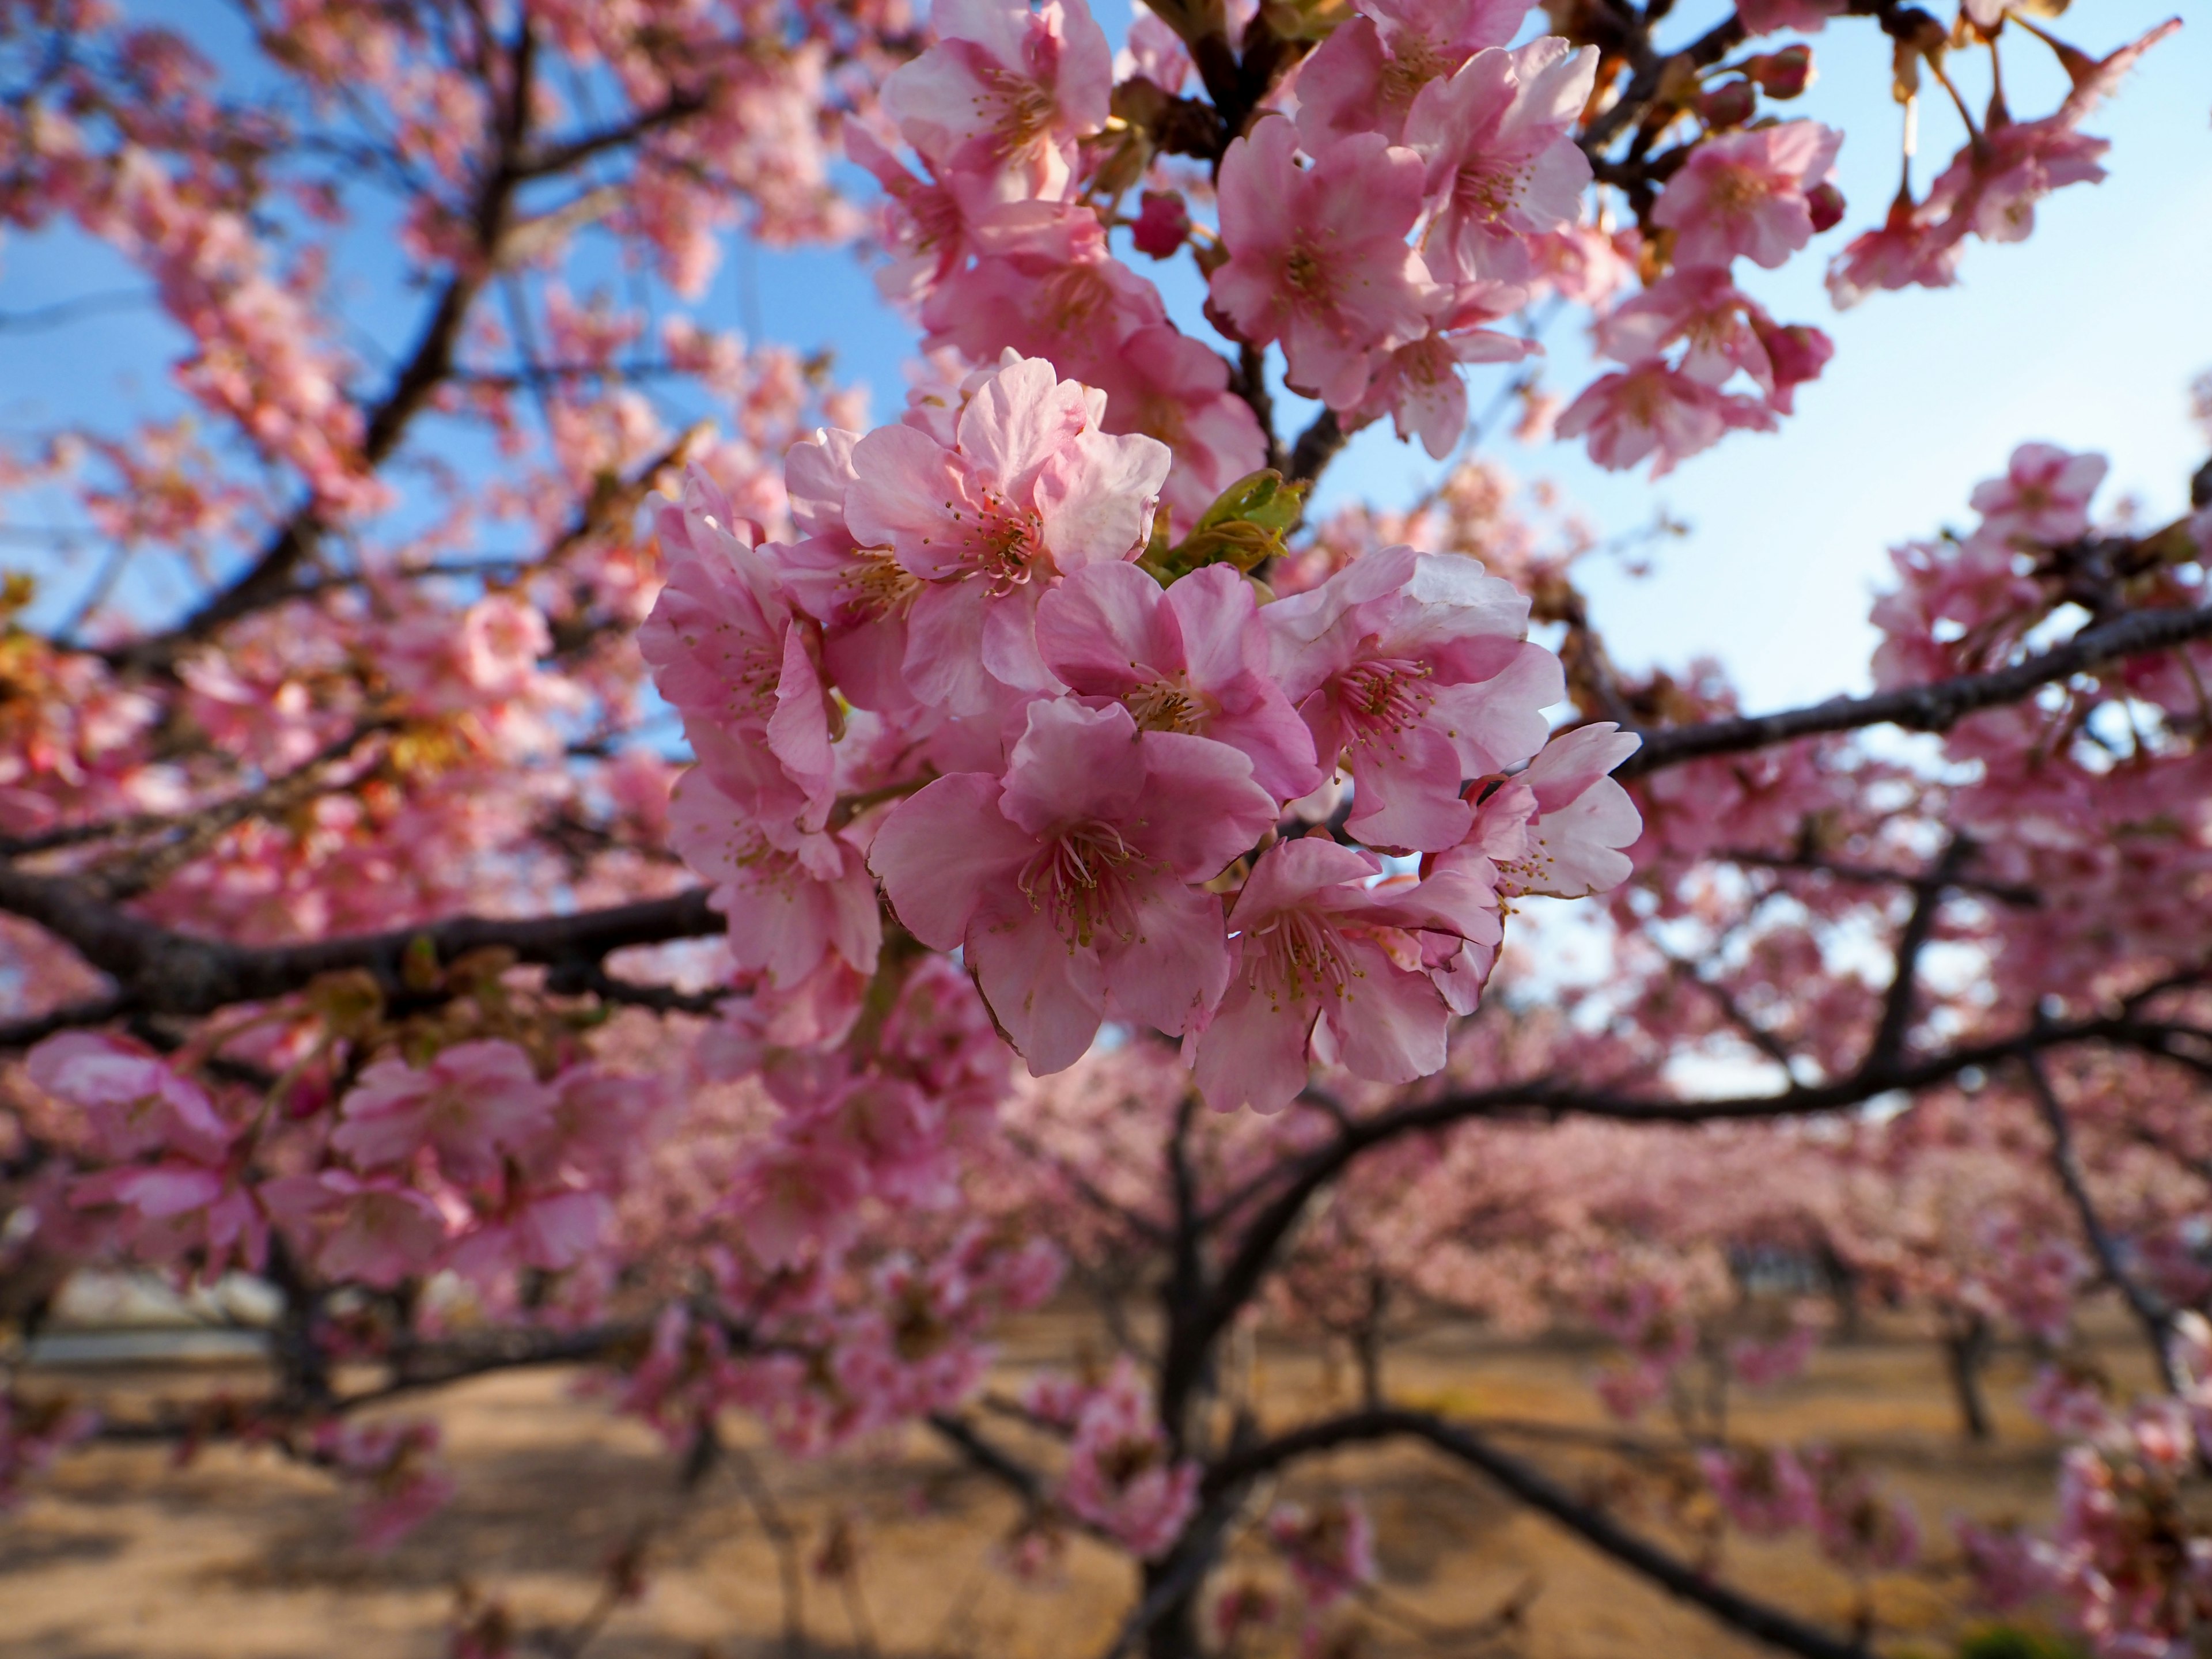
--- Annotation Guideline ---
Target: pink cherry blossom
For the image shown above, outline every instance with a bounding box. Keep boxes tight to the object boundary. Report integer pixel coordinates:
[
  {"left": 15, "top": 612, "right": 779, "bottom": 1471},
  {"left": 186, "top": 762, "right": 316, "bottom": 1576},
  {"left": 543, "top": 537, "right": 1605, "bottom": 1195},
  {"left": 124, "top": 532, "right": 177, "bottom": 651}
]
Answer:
[
  {"left": 1468, "top": 722, "right": 1642, "bottom": 899},
  {"left": 668, "top": 764, "right": 882, "bottom": 1001},
  {"left": 1293, "top": 0, "right": 1528, "bottom": 147},
  {"left": 26, "top": 1032, "right": 232, "bottom": 1161},
  {"left": 331, "top": 1040, "right": 555, "bottom": 1185},
  {"left": 1267, "top": 1497, "right": 1378, "bottom": 1608},
  {"left": 1060, "top": 1359, "right": 1200, "bottom": 1558},
  {"left": 879, "top": 0, "right": 1113, "bottom": 201},
  {"left": 921, "top": 200, "right": 1168, "bottom": 382},
  {"left": 1084, "top": 324, "right": 1270, "bottom": 525},
  {"left": 869, "top": 698, "right": 1277, "bottom": 1073},
  {"left": 1405, "top": 38, "right": 1599, "bottom": 285},
  {"left": 1190, "top": 835, "right": 1502, "bottom": 1113},
  {"left": 1970, "top": 442, "right": 2108, "bottom": 545},
  {"left": 1736, "top": 0, "right": 1843, "bottom": 34},
  {"left": 1824, "top": 189, "right": 1967, "bottom": 308},
  {"left": 844, "top": 355, "right": 1172, "bottom": 711},
  {"left": 1266, "top": 545, "right": 1562, "bottom": 852},
  {"left": 1209, "top": 117, "right": 1435, "bottom": 408},
  {"left": 1349, "top": 281, "right": 1539, "bottom": 459},
  {"left": 1556, "top": 361, "right": 1778, "bottom": 476},
  {"left": 1652, "top": 122, "right": 1843, "bottom": 270},
  {"left": 263, "top": 1169, "right": 448, "bottom": 1289},
  {"left": 1700, "top": 1446, "right": 1820, "bottom": 1536},
  {"left": 1033, "top": 562, "right": 1320, "bottom": 800}
]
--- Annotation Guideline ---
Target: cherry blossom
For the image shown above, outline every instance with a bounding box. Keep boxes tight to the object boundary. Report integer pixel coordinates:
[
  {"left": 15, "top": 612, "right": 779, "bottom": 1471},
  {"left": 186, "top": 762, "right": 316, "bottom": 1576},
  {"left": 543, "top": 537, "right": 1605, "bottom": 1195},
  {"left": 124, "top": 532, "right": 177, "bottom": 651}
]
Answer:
[
  {"left": 1209, "top": 116, "right": 1435, "bottom": 408},
  {"left": 1267, "top": 544, "right": 1563, "bottom": 851},
  {"left": 1652, "top": 122, "right": 1843, "bottom": 271},
  {"left": 1404, "top": 38, "right": 1599, "bottom": 286},
  {"left": 870, "top": 697, "right": 1277, "bottom": 1072}
]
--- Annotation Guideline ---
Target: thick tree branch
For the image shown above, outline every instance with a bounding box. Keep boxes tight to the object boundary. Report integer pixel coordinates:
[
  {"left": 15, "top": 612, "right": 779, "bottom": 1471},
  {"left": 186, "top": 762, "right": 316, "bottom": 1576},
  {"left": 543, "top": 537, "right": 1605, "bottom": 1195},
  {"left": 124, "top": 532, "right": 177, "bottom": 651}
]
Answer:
[
  {"left": 0, "top": 862, "right": 722, "bottom": 1027},
  {"left": 1286, "top": 407, "right": 1346, "bottom": 484},
  {"left": 1206, "top": 1407, "right": 1870, "bottom": 1659},
  {"left": 1618, "top": 604, "right": 2212, "bottom": 778}
]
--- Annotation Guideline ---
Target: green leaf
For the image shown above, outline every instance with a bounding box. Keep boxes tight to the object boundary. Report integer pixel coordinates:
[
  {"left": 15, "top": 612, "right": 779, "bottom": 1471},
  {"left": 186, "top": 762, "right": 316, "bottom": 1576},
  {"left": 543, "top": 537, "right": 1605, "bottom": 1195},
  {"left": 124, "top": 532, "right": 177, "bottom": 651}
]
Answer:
[{"left": 1138, "top": 469, "right": 1308, "bottom": 583}]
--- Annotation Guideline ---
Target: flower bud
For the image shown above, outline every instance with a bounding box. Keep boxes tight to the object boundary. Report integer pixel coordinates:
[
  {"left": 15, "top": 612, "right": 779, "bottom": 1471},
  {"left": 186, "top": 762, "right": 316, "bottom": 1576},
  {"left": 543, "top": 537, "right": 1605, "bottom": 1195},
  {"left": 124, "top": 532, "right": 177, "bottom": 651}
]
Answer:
[
  {"left": 1697, "top": 79, "right": 1757, "bottom": 129},
  {"left": 1806, "top": 181, "right": 1846, "bottom": 233},
  {"left": 1131, "top": 190, "right": 1191, "bottom": 260},
  {"left": 1747, "top": 45, "right": 1814, "bottom": 100}
]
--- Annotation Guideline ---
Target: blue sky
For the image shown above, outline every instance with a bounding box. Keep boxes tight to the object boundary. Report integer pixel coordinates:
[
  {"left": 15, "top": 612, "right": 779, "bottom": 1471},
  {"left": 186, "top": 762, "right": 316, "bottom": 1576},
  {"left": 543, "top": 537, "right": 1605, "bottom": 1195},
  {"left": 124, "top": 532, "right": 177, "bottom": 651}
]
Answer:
[{"left": 3, "top": 2, "right": 2206, "bottom": 715}]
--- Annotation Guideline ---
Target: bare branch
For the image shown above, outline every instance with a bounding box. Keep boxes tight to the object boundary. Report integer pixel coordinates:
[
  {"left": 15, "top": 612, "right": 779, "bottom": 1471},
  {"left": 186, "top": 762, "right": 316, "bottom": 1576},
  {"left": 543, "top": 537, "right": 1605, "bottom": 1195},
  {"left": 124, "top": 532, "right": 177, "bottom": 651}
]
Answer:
[
  {"left": 1862, "top": 835, "right": 1968, "bottom": 1079},
  {"left": 0, "top": 862, "right": 722, "bottom": 1026},
  {"left": 1209, "top": 1407, "right": 1870, "bottom": 1659},
  {"left": 2021, "top": 1053, "right": 2184, "bottom": 1392},
  {"left": 1619, "top": 604, "right": 2212, "bottom": 778}
]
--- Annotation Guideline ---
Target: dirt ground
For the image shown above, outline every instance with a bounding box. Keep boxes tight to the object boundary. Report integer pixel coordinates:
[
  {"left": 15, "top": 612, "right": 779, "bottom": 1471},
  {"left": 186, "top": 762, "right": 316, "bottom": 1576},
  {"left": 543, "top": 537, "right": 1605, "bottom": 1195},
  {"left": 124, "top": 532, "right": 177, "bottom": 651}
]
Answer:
[{"left": 4, "top": 1308, "right": 2138, "bottom": 1659}]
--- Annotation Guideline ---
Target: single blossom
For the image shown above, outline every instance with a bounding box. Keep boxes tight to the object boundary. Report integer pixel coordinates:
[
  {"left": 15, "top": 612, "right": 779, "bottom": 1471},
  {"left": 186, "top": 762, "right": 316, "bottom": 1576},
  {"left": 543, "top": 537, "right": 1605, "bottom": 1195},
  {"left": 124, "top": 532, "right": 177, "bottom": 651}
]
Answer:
[
  {"left": 1823, "top": 189, "right": 1966, "bottom": 308},
  {"left": 1084, "top": 323, "right": 1270, "bottom": 525},
  {"left": 1467, "top": 721, "right": 1643, "bottom": 899},
  {"left": 921, "top": 200, "right": 1169, "bottom": 384},
  {"left": 1736, "top": 0, "right": 1843, "bottom": 33},
  {"left": 1349, "top": 281, "right": 1539, "bottom": 459},
  {"left": 844, "top": 355, "right": 1172, "bottom": 711},
  {"left": 26, "top": 1032, "right": 232, "bottom": 1162},
  {"left": 1209, "top": 116, "right": 1435, "bottom": 408},
  {"left": 1266, "top": 544, "right": 1562, "bottom": 852},
  {"left": 1189, "top": 835, "right": 1502, "bottom": 1114},
  {"left": 330, "top": 1040, "right": 555, "bottom": 1185},
  {"left": 668, "top": 762, "right": 883, "bottom": 995},
  {"left": 869, "top": 697, "right": 1277, "bottom": 1073},
  {"left": 263, "top": 1169, "right": 449, "bottom": 1290},
  {"left": 1555, "top": 362, "right": 1778, "bottom": 476},
  {"left": 1404, "top": 38, "right": 1599, "bottom": 285},
  {"left": 638, "top": 472, "right": 838, "bottom": 820},
  {"left": 1970, "top": 442, "right": 2108, "bottom": 544},
  {"left": 878, "top": 0, "right": 1112, "bottom": 200},
  {"left": 1060, "top": 1359, "right": 1200, "bottom": 1558},
  {"left": 1652, "top": 121, "right": 1843, "bottom": 270},
  {"left": 1033, "top": 561, "right": 1320, "bottom": 800}
]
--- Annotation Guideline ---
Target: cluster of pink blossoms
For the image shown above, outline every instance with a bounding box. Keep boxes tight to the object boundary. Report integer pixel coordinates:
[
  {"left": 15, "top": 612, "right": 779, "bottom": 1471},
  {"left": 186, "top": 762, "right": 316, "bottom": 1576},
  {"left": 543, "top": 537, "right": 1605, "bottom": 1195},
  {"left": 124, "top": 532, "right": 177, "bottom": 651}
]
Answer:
[
  {"left": 24, "top": 1030, "right": 663, "bottom": 1308},
  {"left": 1024, "top": 1357, "right": 1200, "bottom": 1558},
  {"left": 643, "top": 352, "right": 1641, "bottom": 1113},
  {"left": 1958, "top": 1319, "right": 2212, "bottom": 1657}
]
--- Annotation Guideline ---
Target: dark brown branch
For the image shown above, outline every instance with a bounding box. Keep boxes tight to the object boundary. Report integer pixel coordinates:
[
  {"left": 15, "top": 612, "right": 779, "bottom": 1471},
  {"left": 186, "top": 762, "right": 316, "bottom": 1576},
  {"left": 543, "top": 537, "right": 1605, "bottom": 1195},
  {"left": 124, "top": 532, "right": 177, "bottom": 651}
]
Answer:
[
  {"left": 2020, "top": 1053, "right": 2184, "bottom": 1392},
  {"left": 1286, "top": 407, "right": 1346, "bottom": 484},
  {"left": 1720, "top": 848, "right": 2040, "bottom": 908},
  {"left": 1619, "top": 604, "right": 2212, "bottom": 778},
  {"left": 1206, "top": 1407, "right": 1869, "bottom": 1659},
  {"left": 0, "top": 994, "right": 135, "bottom": 1050},
  {"left": 0, "top": 861, "right": 722, "bottom": 1024},
  {"left": 1862, "top": 835, "right": 1967, "bottom": 1079},
  {"left": 1175, "top": 996, "right": 2207, "bottom": 1397}
]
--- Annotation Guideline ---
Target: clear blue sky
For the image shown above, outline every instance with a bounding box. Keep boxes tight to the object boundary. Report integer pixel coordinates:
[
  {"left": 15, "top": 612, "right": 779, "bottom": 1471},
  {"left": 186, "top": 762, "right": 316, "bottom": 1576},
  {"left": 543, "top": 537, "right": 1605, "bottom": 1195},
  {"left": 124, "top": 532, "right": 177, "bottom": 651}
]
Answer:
[{"left": 2, "top": 3, "right": 2205, "bottom": 714}]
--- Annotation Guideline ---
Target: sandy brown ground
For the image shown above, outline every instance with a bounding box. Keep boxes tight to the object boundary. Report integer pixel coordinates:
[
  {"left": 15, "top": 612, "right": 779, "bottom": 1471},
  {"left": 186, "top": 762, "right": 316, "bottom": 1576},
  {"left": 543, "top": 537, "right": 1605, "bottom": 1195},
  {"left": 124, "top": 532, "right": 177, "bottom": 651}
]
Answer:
[{"left": 5, "top": 1308, "right": 2138, "bottom": 1659}]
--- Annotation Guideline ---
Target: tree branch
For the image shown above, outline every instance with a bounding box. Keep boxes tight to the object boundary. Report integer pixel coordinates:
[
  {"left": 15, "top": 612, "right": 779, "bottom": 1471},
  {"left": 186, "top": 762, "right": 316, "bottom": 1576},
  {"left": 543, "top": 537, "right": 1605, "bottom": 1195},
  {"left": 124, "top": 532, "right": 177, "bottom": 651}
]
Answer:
[
  {"left": 0, "top": 863, "right": 722, "bottom": 1027},
  {"left": 1861, "top": 835, "right": 1967, "bottom": 1079},
  {"left": 2020, "top": 1053, "right": 2184, "bottom": 1392},
  {"left": 1207, "top": 1407, "right": 1870, "bottom": 1659},
  {"left": 1618, "top": 604, "right": 2212, "bottom": 779}
]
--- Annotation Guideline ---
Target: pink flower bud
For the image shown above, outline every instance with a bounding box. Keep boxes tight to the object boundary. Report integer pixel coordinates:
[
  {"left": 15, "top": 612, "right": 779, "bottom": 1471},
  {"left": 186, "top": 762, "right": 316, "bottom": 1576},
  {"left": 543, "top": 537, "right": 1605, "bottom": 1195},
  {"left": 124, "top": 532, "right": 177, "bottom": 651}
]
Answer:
[
  {"left": 1131, "top": 190, "right": 1190, "bottom": 259},
  {"left": 1698, "top": 79, "right": 1757, "bottom": 129},
  {"left": 1806, "top": 181, "right": 1847, "bottom": 233},
  {"left": 1748, "top": 46, "right": 1815, "bottom": 99}
]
